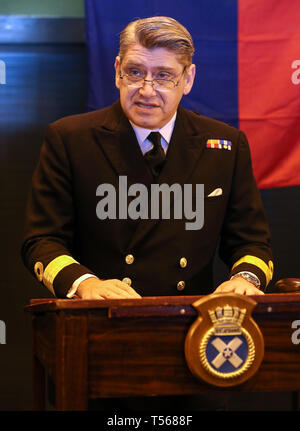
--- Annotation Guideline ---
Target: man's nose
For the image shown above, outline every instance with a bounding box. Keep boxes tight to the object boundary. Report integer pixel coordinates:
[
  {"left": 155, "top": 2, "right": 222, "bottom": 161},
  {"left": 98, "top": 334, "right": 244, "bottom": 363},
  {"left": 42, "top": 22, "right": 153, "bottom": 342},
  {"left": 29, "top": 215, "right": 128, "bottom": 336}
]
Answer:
[{"left": 138, "top": 79, "right": 157, "bottom": 97}]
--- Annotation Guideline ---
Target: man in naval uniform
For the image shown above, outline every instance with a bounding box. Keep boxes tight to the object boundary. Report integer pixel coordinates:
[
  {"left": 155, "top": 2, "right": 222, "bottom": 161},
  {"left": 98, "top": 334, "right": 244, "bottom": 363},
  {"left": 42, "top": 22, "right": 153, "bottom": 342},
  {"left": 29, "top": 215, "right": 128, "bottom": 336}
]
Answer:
[{"left": 21, "top": 16, "right": 273, "bottom": 300}]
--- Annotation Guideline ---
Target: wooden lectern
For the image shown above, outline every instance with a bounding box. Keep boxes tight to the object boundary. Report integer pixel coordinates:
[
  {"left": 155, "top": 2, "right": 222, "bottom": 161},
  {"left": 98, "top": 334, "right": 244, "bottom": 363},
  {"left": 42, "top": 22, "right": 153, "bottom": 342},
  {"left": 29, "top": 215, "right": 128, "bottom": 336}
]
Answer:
[{"left": 26, "top": 294, "right": 300, "bottom": 410}]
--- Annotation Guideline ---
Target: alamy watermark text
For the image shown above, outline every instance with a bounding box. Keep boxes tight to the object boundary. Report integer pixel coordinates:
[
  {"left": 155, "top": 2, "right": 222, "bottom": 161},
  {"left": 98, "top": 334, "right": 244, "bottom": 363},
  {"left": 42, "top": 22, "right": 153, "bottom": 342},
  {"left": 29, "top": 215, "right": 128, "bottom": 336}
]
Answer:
[
  {"left": 0, "top": 320, "right": 6, "bottom": 344},
  {"left": 96, "top": 176, "right": 204, "bottom": 230},
  {"left": 0, "top": 60, "right": 6, "bottom": 84},
  {"left": 291, "top": 320, "right": 300, "bottom": 344}
]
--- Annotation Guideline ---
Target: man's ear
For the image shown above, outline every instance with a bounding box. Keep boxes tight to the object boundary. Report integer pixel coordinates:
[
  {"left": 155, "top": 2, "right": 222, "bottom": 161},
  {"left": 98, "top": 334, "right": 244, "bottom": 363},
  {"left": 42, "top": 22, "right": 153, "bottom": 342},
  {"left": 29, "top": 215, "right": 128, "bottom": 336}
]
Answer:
[
  {"left": 114, "top": 56, "right": 121, "bottom": 89},
  {"left": 183, "top": 64, "right": 196, "bottom": 95}
]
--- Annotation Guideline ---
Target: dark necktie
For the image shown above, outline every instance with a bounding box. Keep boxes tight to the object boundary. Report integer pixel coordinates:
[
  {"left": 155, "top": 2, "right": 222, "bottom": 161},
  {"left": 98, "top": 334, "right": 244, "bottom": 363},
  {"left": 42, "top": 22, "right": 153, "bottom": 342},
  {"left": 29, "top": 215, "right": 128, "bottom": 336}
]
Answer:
[{"left": 144, "top": 132, "right": 166, "bottom": 178}]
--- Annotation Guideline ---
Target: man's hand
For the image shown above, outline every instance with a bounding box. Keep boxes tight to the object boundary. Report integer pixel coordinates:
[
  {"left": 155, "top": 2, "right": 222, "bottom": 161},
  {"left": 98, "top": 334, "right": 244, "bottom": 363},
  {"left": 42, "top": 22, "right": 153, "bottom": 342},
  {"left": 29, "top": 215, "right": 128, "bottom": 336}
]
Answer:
[
  {"left": 214, "top": 276, "right": 264, "bottom": 295},
  {"left": 75, "top": 277, "right": 141, "bottom": 300}
]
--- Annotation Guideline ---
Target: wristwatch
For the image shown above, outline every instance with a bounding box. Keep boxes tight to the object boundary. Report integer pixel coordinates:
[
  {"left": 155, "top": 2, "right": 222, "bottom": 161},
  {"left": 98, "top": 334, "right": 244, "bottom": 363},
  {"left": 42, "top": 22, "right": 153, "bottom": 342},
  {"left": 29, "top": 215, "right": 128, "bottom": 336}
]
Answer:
[{"left": 230, "top": 271, "right": 261, "bottom": 289}]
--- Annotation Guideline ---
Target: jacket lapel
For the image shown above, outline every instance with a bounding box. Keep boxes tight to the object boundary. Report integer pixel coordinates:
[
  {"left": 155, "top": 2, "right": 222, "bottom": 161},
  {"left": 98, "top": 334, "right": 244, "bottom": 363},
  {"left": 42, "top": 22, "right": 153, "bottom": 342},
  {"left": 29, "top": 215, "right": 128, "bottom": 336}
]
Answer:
[
  {"left": 93, "top": 101, "right": 153, "bottom": 251},
  {"left": 93, "top": 101, "right": 210, "bottom": 252},
  {"left": 127, "top": 107, "right": 210, "bottom": 251},
  {"left": 93, "top": 101, "right": 153, "bottom": 188},
  {"left": 158, "top": 107, "right": 209, "bottom": 186}
]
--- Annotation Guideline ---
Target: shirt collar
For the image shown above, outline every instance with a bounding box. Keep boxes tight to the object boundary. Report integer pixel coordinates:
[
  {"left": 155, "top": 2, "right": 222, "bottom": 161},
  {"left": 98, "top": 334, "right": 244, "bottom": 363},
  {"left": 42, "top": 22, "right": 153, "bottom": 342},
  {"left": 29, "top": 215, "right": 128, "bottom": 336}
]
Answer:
[{"left": 130, "top": 112, "right": 177, "bottom": 154}]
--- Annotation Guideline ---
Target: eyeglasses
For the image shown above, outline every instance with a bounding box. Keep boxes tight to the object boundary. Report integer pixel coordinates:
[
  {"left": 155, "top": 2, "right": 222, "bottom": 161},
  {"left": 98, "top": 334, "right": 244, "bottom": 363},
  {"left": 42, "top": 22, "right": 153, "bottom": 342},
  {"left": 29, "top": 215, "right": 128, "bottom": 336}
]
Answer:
[{"left": 119, "top": 67, "right": 186, "bottom": 91}]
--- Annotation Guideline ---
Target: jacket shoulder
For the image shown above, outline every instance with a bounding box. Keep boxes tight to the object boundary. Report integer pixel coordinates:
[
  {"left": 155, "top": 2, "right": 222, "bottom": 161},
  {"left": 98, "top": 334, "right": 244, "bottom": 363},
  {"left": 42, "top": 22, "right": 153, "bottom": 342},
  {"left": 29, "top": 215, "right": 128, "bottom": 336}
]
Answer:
[
  {"left": 48, "top": 99, "right": 123, "bottom": 135},
  {"left": 48, "top": 106, "right": 112, "bottom": 134}
]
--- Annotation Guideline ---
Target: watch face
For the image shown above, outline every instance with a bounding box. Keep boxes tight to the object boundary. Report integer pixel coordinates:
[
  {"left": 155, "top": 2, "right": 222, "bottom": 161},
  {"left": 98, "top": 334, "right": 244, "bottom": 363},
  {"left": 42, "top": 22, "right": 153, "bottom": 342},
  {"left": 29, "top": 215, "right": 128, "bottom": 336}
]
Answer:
[
  {"left": 241, "top": 273, "right": 260, "bottom": 287},
  {"left": 232, "top": 272, "right": 260, "bottom": 288}
]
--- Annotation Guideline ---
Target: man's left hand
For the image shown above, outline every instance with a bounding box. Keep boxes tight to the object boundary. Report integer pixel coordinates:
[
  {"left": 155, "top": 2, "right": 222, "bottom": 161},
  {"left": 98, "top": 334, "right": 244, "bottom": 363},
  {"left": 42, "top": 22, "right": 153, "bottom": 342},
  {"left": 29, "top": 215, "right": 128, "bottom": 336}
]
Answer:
[{"left": 214, "top": 276, "right": 264, "bottom": 295}]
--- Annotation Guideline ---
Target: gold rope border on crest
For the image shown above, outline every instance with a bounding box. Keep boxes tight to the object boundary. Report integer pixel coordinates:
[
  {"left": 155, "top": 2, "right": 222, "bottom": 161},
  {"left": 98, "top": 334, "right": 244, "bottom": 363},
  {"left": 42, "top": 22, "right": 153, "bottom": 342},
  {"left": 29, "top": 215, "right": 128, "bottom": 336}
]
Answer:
[{"left": 199, "top": 327, "right": 255, "bottom": 380}]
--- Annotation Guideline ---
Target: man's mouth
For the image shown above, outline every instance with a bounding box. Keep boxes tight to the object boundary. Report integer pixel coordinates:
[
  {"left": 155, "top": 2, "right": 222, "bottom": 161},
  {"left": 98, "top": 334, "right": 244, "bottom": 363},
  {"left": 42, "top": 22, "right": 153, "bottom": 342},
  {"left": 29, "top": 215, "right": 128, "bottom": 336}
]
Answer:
[{"left": 135, "top": 102, "right": 159, "bottom": 109}]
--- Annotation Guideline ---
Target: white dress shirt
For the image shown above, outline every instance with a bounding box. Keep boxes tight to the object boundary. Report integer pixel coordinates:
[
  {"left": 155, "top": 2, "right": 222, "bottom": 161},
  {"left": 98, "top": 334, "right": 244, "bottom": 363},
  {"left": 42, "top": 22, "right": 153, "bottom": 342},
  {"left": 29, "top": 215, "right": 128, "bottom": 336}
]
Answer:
[{"left": 130, "top": 111, "right": 177, "bottom": 155}]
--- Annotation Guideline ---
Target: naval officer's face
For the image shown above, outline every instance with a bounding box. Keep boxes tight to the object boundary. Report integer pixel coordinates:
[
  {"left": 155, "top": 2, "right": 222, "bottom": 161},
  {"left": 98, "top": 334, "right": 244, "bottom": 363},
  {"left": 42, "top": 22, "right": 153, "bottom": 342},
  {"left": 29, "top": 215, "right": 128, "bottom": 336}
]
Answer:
[{"left": 115, "top": 44, "right": 195, "bottom": 130}]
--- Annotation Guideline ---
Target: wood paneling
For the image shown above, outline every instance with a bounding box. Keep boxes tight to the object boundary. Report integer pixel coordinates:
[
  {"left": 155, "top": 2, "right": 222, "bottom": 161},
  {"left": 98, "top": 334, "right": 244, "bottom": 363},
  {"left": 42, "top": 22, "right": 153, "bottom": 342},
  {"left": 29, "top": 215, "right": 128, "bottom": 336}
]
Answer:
[{"left": 26, "top": 295, "right": 300, "bottom": 410}]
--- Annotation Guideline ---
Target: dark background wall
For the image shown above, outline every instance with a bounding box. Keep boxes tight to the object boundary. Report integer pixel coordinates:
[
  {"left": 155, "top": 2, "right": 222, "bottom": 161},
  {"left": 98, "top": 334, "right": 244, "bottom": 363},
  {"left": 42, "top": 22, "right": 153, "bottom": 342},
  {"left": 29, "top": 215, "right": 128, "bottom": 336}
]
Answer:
[
  {"left": 0, "top": 1, "right": 300, "bottom": 411},
  {"left": 0, "top": 2, "right": 86, "bottom": 409},
  {"left": 0, "top": 0, "right": 84, "bottom": 16}
]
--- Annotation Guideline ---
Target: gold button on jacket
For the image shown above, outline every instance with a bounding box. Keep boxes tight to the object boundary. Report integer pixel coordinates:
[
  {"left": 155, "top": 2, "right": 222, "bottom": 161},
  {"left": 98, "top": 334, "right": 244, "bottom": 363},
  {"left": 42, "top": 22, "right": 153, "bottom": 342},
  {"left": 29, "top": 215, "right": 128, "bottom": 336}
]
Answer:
[
  {"left": 180, "top": 257, "right": 187, "bottom": 268},
  {"left": 177, "top": 280, "right": 186, "bottom": 291},
  {"left": 122, "top": 277, "right": 132, "bottom": 286},
  {"left": 125, "top": 254, "right": 134, "bottom": 264}
]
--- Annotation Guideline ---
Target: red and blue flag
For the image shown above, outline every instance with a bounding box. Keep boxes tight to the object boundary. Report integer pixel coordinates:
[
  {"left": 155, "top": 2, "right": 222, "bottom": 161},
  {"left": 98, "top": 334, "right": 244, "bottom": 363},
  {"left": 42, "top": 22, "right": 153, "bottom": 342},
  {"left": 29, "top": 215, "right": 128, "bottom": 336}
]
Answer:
[{"left": 84, "top": 0, "right": 300, "bottom": 189}]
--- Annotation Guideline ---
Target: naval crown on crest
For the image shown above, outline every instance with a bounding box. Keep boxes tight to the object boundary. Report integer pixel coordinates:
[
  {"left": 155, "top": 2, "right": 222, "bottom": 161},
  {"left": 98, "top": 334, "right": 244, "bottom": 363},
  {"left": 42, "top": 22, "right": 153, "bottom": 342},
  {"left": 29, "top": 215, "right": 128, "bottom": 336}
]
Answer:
[{"left": 208, "top": 305, "right": 246, "bottom": 336}]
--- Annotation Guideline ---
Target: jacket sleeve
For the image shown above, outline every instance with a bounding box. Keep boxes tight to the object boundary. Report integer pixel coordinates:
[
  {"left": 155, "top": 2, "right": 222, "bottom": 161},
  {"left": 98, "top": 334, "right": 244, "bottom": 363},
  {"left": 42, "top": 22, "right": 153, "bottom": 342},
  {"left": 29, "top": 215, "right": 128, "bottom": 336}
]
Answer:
[
  {"left": 21, "top": 123, "right": 94, "bottom": 298},
  {"left": 219, "top": 130, "right": 274, "bottom": 291}
]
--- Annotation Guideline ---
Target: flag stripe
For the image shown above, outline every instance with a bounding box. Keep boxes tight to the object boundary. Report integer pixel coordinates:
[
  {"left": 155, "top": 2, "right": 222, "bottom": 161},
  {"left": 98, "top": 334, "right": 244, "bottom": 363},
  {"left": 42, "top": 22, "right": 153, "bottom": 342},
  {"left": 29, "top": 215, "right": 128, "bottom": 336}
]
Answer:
[{"left": 238, "top": 0, "right": 300, "bottom": 188}]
